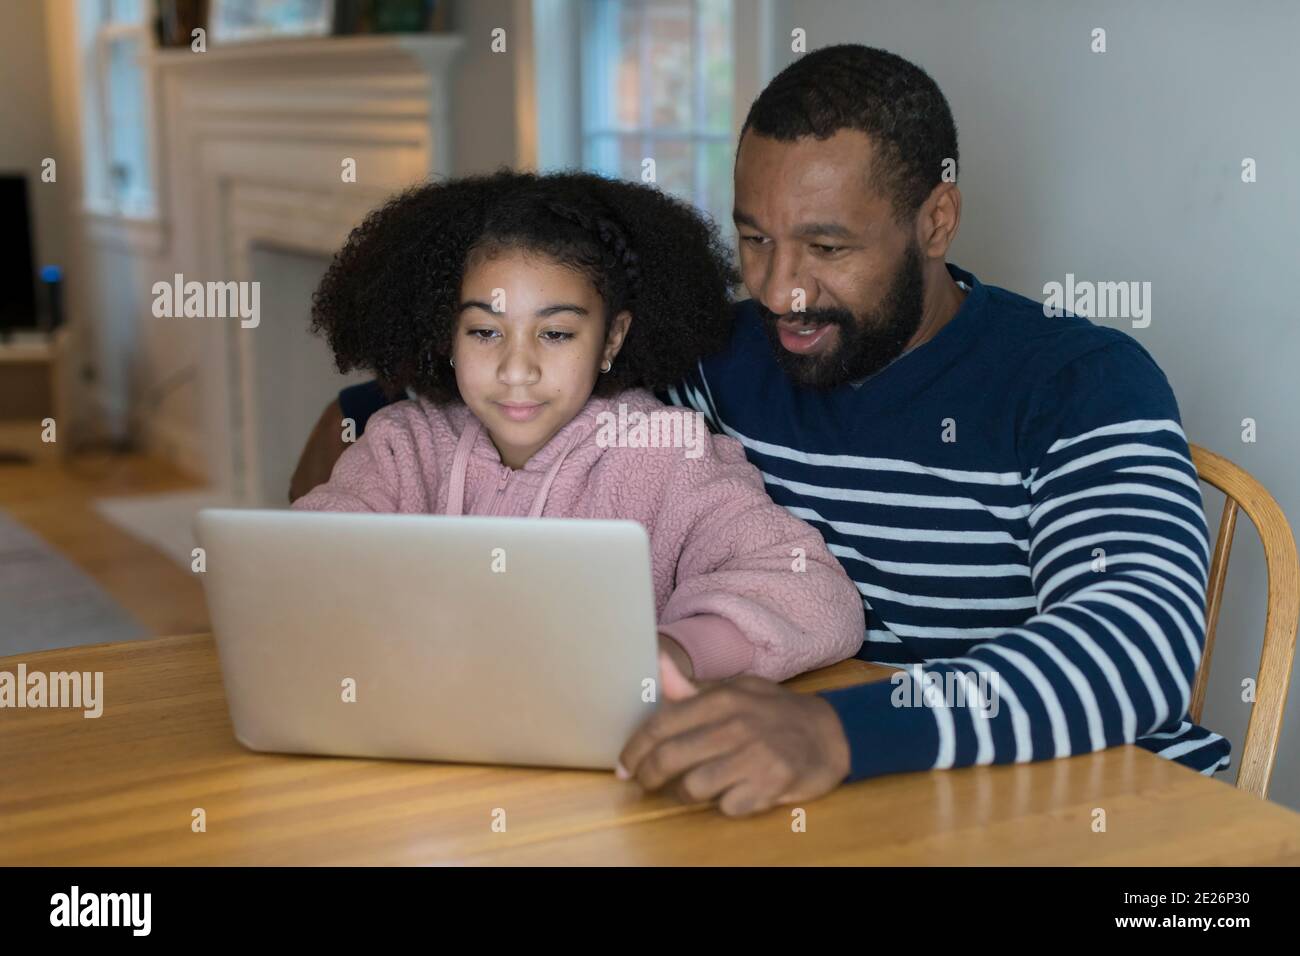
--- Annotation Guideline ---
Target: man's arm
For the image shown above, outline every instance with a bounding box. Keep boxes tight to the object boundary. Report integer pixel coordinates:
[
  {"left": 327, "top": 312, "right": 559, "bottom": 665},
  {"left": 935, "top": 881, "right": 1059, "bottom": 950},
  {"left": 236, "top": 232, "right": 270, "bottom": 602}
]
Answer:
[
  {"left": 288, "top": 380, "right": 397, "bottom": 502},
  {"left": 822, "top": 341, "right": 1210, "bottom": 781},
  {"left": 288, "top": 399, "right": 346, "bottom": 503},
  {"left": 622, "top": 341, "right": 1212, "bottom": 813}
]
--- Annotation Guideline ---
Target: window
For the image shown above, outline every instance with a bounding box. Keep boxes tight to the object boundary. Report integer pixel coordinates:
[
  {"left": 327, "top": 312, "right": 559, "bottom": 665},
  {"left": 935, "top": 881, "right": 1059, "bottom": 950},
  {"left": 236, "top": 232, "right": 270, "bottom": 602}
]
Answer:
[
  {"left": 579, "top": 0, "right": 734, "bottom": 234},
  {"left": 80, "top": 0, "right": 156, "bottom": 217}
]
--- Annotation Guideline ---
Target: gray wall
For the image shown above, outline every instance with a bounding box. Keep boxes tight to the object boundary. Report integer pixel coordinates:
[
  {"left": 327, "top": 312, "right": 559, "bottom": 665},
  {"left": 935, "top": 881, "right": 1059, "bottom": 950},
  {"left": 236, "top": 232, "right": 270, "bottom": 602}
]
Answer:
[{"left": 768, "top": 0, "right": 1300, "bottom": 807}]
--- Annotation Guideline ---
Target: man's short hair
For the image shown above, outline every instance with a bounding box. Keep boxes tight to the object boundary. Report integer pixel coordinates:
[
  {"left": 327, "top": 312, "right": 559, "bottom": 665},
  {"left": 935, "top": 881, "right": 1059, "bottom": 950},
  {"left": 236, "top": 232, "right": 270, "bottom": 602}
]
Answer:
[{"left": 741, "top": 44, "right": 959, "bottom": 225}]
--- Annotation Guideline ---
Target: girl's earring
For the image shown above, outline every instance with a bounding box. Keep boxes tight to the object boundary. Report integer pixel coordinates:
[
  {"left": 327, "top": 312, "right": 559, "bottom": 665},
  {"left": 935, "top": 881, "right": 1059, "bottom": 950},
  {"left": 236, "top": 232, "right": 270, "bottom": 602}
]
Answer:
[
  {"left": 449, "top": 357, "right": 456, "bottom": 368},
  {"left": 600, "top": 359, "right": 612, "bottom": 374}
]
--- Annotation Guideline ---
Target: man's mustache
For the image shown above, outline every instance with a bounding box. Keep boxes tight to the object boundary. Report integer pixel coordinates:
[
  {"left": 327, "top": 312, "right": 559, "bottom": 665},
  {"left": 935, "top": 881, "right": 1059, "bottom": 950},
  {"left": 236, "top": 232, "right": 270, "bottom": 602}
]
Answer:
[{"left": 757, "top": 305, "right": 856, "bottom": 327}]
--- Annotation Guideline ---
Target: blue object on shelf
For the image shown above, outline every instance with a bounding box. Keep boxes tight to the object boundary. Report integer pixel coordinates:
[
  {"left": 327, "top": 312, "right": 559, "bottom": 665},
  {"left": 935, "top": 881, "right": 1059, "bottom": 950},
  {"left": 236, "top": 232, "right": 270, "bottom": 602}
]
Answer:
[{"left": 39, "top": 263, "right": 64, "bottom": 332}]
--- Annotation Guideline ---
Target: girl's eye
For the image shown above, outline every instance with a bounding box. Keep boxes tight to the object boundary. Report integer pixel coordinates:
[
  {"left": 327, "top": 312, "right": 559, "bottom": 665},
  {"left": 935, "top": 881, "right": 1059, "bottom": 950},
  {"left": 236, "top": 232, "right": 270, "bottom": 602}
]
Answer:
[
  {"left": 468, "top": 328, "right": 499, "bottom": 340},
  {"left": 541, "top": 330, "right": 575, "bottom": 342}
]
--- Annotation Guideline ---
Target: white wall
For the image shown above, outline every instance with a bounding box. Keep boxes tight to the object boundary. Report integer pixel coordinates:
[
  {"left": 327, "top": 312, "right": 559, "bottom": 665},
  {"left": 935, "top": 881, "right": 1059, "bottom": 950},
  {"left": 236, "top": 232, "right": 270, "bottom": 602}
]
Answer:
[{"left": 768, "top": 0, "right": 1300, "bottom": 808}]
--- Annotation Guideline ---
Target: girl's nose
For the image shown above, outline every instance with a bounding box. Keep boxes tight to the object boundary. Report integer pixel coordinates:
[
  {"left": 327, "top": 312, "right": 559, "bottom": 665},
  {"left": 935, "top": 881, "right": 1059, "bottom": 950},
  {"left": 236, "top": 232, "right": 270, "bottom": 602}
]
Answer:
[{"left": 498, "top": 344, "right": 541, "bottom": 386}]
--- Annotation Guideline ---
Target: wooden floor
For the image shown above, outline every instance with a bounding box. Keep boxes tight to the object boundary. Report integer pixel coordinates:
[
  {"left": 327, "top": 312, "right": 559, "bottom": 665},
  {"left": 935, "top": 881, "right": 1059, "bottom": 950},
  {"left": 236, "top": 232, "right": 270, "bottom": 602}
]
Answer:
[{"left": 0, "top": 420, "right": 210, "bottom": 637}]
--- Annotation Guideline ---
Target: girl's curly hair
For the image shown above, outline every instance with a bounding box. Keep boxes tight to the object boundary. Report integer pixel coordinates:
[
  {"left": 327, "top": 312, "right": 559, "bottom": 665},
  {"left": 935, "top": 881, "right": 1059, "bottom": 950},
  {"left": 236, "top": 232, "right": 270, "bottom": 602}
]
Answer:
[{"left": 310, "top": 169, "right": 739, "bottom": 403}]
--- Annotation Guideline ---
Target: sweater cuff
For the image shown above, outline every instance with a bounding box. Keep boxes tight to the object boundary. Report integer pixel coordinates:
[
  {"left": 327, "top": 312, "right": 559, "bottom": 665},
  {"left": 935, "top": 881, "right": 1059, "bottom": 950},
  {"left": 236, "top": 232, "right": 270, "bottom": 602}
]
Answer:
[
  {"left": 657, "top": 614, "right": 756, "bottom": 681},
  {"left": 819, "top": 676, "right": 942, "bottom": 782}
]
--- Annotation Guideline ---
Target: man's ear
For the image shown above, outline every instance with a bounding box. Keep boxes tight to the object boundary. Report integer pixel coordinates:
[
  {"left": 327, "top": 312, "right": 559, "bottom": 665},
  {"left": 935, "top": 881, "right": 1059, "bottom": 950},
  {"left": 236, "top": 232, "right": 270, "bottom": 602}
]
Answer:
[
  {"left": 917, "top": 182, "right": 962, "bottom": 259},
  {"left": 604, "top": 310, "right": 633, "bottom": 365}
]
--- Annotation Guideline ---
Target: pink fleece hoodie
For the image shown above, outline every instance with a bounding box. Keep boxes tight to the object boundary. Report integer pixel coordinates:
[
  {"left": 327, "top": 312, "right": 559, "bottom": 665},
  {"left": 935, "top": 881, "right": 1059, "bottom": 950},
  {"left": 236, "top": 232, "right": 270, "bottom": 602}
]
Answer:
[{"left": 293, "top": 387, "right": 864, "bottom": 681}]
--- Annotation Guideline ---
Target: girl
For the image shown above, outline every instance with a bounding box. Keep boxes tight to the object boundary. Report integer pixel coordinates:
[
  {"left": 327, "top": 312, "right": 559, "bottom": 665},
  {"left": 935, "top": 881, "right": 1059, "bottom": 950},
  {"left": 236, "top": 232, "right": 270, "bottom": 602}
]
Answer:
[{"left": 294, "top": 170, "right": 863, "bottom": 682}]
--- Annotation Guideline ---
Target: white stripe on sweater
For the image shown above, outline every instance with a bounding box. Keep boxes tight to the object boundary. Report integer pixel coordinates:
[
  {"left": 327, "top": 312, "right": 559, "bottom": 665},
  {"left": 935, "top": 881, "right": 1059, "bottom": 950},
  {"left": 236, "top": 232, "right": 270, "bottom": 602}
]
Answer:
[
  {"left": 827, "top": 542, "right": 1031, "bottom": 578},
  {"left": 1037, "top": 550, "right": 1207, "bottom": 612},
  {"left": 1115, "top": 464, "right": 1202, "bottom": 494},
  {"left": 1073, "top": 578, "right": 1203, "bottom": 668},
  {"left": 853, "top": 579, "right": 1039, "bottom": 612},
  {"left": 1031, "top": 442, "right": 1190, "bottom": 495},
  {"left": 1002, "top": 627, "right": 1109, "bottom": 752},
  {"left": 1026, "top": 610, "right": 1139, "bottom": 742},
  {"left": 763, "top": 471, "right": 1032, "bottom": 520},
  {"left": 947, "top": 661, "right": 998, "bottom": 764},
  {"left": 1045, "top": 418, "right": 1187, "bottom": 455},
  {"left": 712, "top": 421, "right": 1026, "bottom": 485},
  {"left": 884, "top": 622, "right": 1012, "bottom": 641},
  {"left": 1154, "top": 734, "right": 1226, "bottom": 762},
  {"left": 1030, "top": 484, "right": 1206, "bottom": 529},
  {"left": 979, "top": 644, "right": 1074, "bottom": 757},
  {"left": 907, "top": 664, "right": 960, "bottom": 770},
  {"left": 1031, "top": 506, "right": 1210, "bottom": 566},
  {"left": 1071, "top": 593, "right": 1188, "bottom": 724},
  {"left": 1060, "top": 604, "right": 1165, "bottom": 739},
  {"left": 787, "top": 505, "right": 1029, "bottom": 550}
]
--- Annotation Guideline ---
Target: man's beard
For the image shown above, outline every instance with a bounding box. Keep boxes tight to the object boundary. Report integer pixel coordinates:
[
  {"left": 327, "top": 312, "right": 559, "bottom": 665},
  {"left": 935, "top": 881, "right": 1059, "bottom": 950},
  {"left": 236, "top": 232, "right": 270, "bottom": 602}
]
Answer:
[{"left": 758, "top": 239, "right": 926, "bottom": 390}]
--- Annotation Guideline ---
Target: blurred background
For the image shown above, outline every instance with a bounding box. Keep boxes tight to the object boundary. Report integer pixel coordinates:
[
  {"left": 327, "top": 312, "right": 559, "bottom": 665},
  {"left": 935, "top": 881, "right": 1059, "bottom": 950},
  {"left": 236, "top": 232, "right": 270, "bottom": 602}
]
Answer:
[
  {"left": 0, "top": 0, "right": 1297, "bottom": 809},
  {"left": 0, "top": 0, "right": 747, "bottom": 504}
]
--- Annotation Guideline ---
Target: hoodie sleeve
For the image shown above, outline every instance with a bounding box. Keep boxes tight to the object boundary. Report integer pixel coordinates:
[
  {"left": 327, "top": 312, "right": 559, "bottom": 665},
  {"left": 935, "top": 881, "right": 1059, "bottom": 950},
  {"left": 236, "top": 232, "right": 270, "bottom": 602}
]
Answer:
[
  {"left": 291, "top": 403, "right": 435, "bottom": 514},
  {"left": 654, "top": 432, "right": 865, "bottom": 682}
]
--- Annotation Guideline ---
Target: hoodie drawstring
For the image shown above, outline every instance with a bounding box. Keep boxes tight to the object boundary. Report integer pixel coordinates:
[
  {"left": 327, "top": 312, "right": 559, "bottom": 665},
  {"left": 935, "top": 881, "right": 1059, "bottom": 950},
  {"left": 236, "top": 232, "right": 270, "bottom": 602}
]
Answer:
[
  {"left": 444, "top": 419, "right": 480, "bottom": 517},
  {"left": 444, "top": 418, "right": 582, "bottom": 518},
  {"left": 526, "top": 430, "right": 582, "bottom": 517}
]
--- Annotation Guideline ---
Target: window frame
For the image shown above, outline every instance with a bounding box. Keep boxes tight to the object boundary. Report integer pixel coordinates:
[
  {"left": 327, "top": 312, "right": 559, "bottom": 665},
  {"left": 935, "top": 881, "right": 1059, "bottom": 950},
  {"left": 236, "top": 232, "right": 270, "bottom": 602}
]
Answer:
[
  {"left": 523, "top": 0, "right": 775, "bottom": 239},
  {"left": 579, "top": 0, "right": 734, "bottom": 217},
  {"left": 79, "top": 0, "right": 161, "bottom": 225}
]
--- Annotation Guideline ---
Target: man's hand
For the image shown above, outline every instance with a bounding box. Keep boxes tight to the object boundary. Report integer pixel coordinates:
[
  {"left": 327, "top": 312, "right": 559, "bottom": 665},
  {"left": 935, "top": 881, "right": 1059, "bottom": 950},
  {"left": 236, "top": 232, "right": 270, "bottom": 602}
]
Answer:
[
  {"left": 619, "top": 652, "right": 852, "bottom": 817},
  {"left": 288, "top": 399, "right": 348, "bottom": 503}
]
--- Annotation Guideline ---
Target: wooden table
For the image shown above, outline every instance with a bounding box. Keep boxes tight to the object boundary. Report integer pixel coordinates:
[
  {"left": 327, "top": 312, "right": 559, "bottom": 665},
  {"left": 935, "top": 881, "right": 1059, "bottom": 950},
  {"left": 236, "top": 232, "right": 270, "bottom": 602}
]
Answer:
[{"left": 3, "top": 634, "right": 1299, "bottom": 865}]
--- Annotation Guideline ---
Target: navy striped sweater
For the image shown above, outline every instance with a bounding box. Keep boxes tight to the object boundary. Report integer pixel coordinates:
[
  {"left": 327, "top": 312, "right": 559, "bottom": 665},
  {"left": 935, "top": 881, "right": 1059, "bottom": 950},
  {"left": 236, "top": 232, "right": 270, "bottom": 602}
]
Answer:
[{"left": 337, "top": 262, "right": 1230, "bottom": 782}]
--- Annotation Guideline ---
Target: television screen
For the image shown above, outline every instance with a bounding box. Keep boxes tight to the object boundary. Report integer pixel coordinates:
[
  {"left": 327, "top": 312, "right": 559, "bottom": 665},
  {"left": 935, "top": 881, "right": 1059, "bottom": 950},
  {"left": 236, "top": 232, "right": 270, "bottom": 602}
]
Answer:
[{"left": 0, "top": 174, "right": 39, "bottom": 335}]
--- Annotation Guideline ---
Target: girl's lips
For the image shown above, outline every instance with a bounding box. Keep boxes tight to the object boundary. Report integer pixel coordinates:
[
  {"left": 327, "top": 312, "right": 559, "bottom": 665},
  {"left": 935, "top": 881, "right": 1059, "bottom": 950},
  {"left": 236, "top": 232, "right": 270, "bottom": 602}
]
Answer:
[
  {"left": 496, "top": 402, "right": 544, "bottom": 422},
  {"left": 776, "top": 320, "right": 837, "bottom": 355}
]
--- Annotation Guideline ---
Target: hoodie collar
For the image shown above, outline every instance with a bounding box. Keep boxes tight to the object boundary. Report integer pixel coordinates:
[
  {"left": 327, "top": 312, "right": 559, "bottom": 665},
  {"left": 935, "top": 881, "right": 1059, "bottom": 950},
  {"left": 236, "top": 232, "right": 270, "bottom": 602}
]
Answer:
[{"left": 442, "top": 392, "right": 626, "bottom": 517}]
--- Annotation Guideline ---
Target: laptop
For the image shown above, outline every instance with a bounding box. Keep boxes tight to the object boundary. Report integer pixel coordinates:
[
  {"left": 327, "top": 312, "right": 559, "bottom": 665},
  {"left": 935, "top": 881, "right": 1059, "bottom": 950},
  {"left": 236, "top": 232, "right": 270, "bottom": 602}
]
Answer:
[{"left": 193, "top": 509, "right": 660, "bottom": 770}]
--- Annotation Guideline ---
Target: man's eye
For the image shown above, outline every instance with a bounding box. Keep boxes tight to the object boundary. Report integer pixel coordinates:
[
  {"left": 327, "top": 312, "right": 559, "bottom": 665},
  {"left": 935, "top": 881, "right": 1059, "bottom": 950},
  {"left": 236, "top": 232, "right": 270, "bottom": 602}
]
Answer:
[
  {"left": 812, "top": 244, "right": 845, "bottom": 255},
  {"left": 741, "top": 234, "right": 768, "bottom": 246}
]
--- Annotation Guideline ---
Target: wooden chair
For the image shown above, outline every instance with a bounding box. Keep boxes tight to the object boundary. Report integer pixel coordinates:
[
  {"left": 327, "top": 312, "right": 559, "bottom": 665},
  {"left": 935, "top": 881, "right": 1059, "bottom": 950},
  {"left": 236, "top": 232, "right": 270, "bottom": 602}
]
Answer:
[{"left": 1188, "top": 444, "right": 1298, "bottom": 799}]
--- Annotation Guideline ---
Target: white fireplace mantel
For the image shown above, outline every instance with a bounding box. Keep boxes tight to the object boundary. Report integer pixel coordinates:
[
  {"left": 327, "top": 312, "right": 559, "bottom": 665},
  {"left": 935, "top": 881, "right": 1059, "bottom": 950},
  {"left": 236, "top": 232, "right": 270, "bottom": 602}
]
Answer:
[
  {"left": 149, "top": 33, "right": 463, "bottom": 500},
  {"left": 149, "top": 34, "right": 465, "bottom": 200},
  {"left": 150, "top": 33, "right": 463, "bottom": 70}
]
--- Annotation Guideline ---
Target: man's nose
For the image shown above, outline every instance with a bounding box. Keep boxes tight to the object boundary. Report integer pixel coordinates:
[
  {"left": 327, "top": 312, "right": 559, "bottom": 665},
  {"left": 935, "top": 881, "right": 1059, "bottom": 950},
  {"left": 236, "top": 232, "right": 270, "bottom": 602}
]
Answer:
[{"left": 759, "top": 251, "right": 812, "bottom": 316}]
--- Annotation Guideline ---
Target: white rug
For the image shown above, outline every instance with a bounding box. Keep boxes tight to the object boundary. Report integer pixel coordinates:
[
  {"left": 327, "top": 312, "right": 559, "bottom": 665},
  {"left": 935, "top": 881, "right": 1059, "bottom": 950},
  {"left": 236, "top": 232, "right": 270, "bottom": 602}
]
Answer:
[{"left": 93, "top": 490, "right": 244, "bottom": 570}]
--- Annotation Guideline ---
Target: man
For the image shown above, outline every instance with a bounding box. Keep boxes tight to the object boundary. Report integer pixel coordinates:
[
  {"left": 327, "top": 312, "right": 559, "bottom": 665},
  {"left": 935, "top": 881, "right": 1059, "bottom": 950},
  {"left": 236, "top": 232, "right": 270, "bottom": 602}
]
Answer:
[{"left": 290, "top": 45, "right": 1229, "bottom": 817}]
